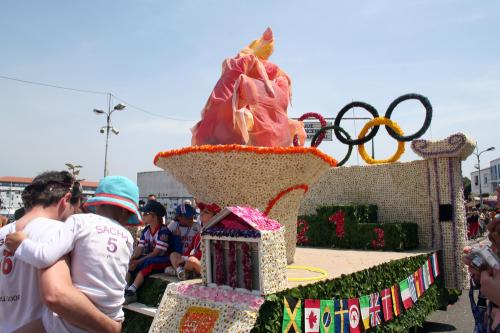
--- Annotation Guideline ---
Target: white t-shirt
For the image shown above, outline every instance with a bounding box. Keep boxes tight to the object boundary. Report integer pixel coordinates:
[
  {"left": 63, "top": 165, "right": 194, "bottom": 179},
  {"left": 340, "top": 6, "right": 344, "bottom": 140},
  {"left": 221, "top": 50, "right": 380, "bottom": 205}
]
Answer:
[
  {"left": 0, "top": 218, "right": 64, "bottom": 333},
  {"left": 15, "top": 213, "right": 133, "bottom": 333},
  {"left": 167, "top": 221, "right": 201, "bottom": 254}
]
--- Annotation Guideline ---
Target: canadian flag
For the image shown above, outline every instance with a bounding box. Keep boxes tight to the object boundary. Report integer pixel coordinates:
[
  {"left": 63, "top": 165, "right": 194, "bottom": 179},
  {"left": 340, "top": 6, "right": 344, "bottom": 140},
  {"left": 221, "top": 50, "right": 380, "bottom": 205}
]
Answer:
[{"left": 305, "top": 299, "right": 320, "bottom": 333}]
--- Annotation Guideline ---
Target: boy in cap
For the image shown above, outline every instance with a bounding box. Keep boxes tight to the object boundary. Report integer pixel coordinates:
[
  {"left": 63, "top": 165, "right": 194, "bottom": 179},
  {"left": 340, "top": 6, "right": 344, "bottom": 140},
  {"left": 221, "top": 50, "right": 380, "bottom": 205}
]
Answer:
[
  {"left": 167, "top": 202, "right": 220, "bottom": 279},
  {"left": 124, "top": 199, "right": 173, "bottom": 304},
  {"left": 5, "top": 175, "right": 139, "bottom": 333}
]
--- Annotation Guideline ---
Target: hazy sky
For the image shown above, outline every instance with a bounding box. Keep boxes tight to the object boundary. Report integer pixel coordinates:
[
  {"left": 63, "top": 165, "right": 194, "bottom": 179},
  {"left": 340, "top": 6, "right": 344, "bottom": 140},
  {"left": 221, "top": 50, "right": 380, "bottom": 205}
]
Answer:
[{"left": 1, "top": 1, "right": 499, "bottom": 183}]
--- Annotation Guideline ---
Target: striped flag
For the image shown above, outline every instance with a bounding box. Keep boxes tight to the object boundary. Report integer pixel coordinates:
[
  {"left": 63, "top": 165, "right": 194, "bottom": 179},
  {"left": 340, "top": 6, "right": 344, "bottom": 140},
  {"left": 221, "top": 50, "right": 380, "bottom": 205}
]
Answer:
[
  {"left": 305, "top": 299, "right": 320, "bottom": 333},
  {"left": 421, "top": 264, "right": 429, "bottom": 291},
  {"left": 282, "top": 297, "right": 302, "bottom": 333},
  {"left": 427, "top": 258, "right": 435, "bottom": 285},
  {"left": 413, "top": 270, "right": 423, "bottom": 298},
  {"left": 391, "top": 284, "right": 402, "bottom": 317},
  {"left": 408, "top": 275, "right": 418, "bottom": 303},
  {"left": 399, "top": 279, "right": 414, "bottom": 310},
  {"left": 359, "top": 295, "right": 370, "bottom": 330},
  {"left": 320, "top": 300, "right": 334, "bottom": 333},
  {"left": 369, "top": 293, "right": 383, "bottom": 327},
  {"left": 431, "top": 253, "right": 440, "bottom": 277},
  {"left": 333, "top": 299, "right": 349, "bottom": 333},
  {"left": 347, "top": 298, "right": 361, "bottom": 333},
  {"left": 381, "top": 288, "right": 393, "bottom": 322},
  {"left": 418, "top": 267, "right": 425, "bottom": 293}
]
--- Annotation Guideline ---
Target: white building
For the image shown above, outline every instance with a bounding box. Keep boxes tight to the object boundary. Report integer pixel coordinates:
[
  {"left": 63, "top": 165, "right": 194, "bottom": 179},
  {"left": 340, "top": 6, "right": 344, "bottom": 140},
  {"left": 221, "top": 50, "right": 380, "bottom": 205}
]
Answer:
[
  {"left": 136, "top": 171, "right": 192, "bottom": 220},
  {"left": 470, "top": 157, "right": 500, "bottom": 196},
  {"left": 0, "top": 176, "right": 98, "bottom": 217}
]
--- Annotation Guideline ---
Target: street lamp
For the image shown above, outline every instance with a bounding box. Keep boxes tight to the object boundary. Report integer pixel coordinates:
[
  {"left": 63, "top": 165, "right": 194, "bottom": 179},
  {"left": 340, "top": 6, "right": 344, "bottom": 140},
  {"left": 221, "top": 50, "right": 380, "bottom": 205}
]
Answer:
[
  {"left": 93, "top": 94, "right": 126, "bottom": 177},
  {"left": 473, "top": 146, "right": 495, "bottom": 208}
]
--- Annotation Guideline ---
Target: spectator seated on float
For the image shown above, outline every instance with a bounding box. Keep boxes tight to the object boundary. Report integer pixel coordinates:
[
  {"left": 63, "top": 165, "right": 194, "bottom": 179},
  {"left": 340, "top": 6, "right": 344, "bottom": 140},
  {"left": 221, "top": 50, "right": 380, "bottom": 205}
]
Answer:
[{"left": 125, "top": 200, "right": 173, "bottom": 304}]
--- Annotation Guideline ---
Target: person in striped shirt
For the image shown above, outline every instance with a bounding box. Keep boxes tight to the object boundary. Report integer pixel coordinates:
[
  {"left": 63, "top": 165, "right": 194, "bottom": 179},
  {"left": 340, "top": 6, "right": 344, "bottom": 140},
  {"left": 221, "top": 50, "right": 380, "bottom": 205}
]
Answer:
[
  {"left": 125, "top": 200, "right": 173, "bottom": 304},
  {"left": 167, "top": 202, "right": 220, "bottom": 280}
]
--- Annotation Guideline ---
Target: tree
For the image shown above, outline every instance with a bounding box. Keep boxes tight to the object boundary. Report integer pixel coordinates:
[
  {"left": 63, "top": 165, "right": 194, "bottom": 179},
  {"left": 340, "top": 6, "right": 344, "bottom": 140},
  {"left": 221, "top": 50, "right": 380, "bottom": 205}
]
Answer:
[
  {"left": 463, "top": 177, "right": 471, "bottom": 200},
  {"left": 65, "top": 163, "right": 84, "bottom": 182}
]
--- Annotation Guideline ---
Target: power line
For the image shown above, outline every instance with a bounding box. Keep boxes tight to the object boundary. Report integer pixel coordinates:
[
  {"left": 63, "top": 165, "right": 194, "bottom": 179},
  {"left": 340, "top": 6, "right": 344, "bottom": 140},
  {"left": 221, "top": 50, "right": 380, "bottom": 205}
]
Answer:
[
  {"left": 0, "top": 74, "right": 196, "bottom": 122},
  {"left": 0, "top": 75, "right": 108, "bottom": 95},
  {"left": 112, "top": 94, "right": 194, "bottom": 122}
]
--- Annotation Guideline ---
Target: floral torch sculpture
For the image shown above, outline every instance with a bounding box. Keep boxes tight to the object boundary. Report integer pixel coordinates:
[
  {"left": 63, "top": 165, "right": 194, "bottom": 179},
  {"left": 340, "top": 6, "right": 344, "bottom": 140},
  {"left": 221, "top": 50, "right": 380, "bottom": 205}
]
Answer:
[{"left": 155, "top": 29, "right": 336, "bottom": 263}]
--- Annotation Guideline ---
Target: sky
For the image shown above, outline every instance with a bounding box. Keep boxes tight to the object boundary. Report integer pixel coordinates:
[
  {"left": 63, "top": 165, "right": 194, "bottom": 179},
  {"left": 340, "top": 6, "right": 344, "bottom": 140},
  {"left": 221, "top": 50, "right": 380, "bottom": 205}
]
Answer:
[{"left": 0, "top": 1, "right": 499, "bottom": 183}]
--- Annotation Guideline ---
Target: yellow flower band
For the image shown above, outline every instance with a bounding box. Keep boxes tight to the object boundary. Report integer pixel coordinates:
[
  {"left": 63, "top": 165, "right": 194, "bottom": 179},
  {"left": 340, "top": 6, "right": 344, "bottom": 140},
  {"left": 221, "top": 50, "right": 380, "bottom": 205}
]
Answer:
[{"left": 357, "top": 117, "right": 405, "bottom": 164}]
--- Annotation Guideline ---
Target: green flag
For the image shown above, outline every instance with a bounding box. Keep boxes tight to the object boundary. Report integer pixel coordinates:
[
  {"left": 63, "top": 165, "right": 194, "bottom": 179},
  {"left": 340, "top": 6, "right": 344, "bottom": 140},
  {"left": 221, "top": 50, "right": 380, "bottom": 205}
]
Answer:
[
  {"left": 283, "top": 296, "right": 302, "bottom": 333},
  {"left": 320, "top": 300, "right": 334, "bottom": 333},
  {"left": 359, "top": 295, "right": 370, "bottom": 330}
]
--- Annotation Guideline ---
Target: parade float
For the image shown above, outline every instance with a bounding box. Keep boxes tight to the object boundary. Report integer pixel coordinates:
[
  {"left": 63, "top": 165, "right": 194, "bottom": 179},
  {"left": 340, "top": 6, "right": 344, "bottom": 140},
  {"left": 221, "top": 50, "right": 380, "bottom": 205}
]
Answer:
[{"left": 123, "top": 28, "right": 475, "bottom": 333}]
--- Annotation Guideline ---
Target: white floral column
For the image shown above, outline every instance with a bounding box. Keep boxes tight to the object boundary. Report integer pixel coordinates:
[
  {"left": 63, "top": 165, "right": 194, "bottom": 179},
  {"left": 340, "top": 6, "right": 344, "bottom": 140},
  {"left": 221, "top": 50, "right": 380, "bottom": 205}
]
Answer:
[{"left": 412, "top": 133, "right": 475, "bottom": 289}]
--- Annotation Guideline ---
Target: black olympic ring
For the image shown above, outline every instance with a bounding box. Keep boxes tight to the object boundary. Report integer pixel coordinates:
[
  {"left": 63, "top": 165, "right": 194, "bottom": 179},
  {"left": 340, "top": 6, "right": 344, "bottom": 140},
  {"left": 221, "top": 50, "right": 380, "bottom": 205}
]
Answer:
[
  {"left": 311, "top": 125, "right": 353, "bottom": 166},
  {"left": 384, "top": 93, "right": 433, "bottom": 142},
  {"left": 333, "top": 101, "right": 379, "bottom": 145}
]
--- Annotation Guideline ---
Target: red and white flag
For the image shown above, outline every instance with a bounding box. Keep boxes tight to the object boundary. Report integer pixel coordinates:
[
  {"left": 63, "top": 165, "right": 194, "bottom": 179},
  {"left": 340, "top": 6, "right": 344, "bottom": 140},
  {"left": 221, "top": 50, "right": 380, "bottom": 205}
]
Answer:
[
  {"left": 431, "top": 253, "right": 440, "bottom": 277},
  {"left": 427, "top": 258, "right": 435, "bottom": 284},
  {"left": 305, "top": 299, "right": 320, "bottom": 333},
  {"left": 348, "top": 298, "right": 361, "bottom": 333},
  {"left": 381, "top": 288, "right": 393, "bottom": 322}
]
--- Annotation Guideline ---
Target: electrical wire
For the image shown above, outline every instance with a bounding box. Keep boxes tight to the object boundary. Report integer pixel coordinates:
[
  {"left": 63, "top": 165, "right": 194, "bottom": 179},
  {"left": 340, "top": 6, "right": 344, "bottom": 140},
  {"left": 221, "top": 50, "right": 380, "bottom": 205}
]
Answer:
[
  {"left": 0, "top": 75, "right": 108, "bottom": 95},
  {"left": 111, "top": 94, "right": 194, "bottom": 122},
  {"left": 0, "top": 74, "right": 196, "bottom": 121}
]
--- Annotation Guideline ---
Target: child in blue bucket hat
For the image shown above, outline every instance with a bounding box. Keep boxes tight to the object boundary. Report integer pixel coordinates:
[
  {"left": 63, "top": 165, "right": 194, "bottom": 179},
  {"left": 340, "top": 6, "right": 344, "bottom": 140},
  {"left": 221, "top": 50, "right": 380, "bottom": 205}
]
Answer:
[{"left": 5, "top": 176, "right": 139, "bottom": 332}]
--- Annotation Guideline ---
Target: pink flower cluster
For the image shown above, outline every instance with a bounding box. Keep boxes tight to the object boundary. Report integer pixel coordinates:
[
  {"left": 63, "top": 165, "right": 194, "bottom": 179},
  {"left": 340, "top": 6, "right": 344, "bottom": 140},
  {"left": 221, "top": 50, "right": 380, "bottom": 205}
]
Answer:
[
  {"left": 175, "top": 284, "right": 264, "bottom": 311},
  {"left": 241, "top": 243, "right": 252, "bottom": 290},
  {"left": 228, "top": 206, "right": 282, "bottom": 231},
  {"left": 328, "top": 211, "right": 345, "bottom": 239},
  {"left": 371, "top": 227, "right": 385, "bottom": 249},
  {"left": 296, "top": 219, "right": 309, "bottom": 245}
]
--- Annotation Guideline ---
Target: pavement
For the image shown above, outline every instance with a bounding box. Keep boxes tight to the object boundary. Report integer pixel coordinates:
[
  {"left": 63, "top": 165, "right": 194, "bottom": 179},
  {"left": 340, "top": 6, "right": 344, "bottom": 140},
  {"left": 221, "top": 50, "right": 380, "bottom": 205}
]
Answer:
[{"left": 419, "top": 291, "right": 473, "bottom": 332}]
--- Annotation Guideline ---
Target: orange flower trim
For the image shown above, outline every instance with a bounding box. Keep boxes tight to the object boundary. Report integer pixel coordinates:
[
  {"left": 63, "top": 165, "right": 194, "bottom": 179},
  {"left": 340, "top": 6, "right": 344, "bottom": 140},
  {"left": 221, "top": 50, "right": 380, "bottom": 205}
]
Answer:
[
  {"left": 265, "top": 184, "right": 309, "bottom": 215},
  {"left": 153, "top": 145, "right": 338, "bottom": 167},
  {"left": 179, "top": 306, "right": 219, "bottom": 333}
]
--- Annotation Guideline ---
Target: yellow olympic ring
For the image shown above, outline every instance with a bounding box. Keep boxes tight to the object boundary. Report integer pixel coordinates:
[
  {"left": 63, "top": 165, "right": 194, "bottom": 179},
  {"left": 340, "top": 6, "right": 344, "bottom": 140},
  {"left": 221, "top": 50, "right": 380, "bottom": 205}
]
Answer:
[
  {"left": 358, "top": 117, "right": 405, "bottom": 164},
  {"left": 287, "top": 265, "right": 328, "bottom": 282}
]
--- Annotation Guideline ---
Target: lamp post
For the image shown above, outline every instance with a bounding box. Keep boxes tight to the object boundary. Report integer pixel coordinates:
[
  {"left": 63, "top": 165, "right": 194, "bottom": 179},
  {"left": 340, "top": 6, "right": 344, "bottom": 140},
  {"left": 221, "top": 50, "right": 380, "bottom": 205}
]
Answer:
[
  {"left": 473, "top": 146, "right": 495, "bottom": 208},
  {"left": 93, "top": 94, "right": 126, "bottom": 177}
]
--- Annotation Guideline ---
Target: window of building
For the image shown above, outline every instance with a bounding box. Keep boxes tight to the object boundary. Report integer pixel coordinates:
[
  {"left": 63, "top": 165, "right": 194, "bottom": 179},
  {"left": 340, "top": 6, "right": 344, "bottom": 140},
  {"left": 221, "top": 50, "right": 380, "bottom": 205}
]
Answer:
[
  {"left": 474, "top": 176, "right": 479, "bottom": 186},
  {"left": 484, "top": 175, "right": 488, "bottom": 184}
]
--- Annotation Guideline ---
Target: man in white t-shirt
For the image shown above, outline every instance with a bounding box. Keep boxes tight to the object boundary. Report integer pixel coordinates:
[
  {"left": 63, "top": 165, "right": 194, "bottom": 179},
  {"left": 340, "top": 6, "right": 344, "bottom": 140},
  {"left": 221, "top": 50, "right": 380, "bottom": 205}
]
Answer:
[
  {"left": 6, "top": 175, "right": 142, "bottom": 333},
  {"left": 0, "top": 171, "right": 120, "bottom": 333}
]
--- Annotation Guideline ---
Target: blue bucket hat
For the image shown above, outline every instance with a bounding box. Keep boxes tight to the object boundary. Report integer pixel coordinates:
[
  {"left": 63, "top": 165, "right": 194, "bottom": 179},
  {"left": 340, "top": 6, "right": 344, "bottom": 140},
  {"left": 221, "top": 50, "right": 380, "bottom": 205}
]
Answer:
[{"left": 84, "top": 176, "right": 142, "bottom": 225}]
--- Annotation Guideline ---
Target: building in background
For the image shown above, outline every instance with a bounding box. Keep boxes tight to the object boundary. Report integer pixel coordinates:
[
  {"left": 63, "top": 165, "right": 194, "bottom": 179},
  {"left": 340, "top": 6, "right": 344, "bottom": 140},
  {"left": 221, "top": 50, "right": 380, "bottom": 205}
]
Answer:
[
  {"left": 0, "top": 176, "right": 98, "bottom": 217},
  {"left": 137, "top": 171, "right": 192, "bottom": 220},
  {"left": 470, "top": 157, "right": 500, "bottom": 197}
]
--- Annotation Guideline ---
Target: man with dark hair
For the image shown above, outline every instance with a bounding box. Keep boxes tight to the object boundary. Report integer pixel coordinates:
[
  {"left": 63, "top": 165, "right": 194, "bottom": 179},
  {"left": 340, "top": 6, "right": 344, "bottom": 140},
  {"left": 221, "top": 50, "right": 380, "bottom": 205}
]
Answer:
[
  {"left": 0, "top": 171, "right": 119, "bottom": 333},
  {"left": 147, "top": 194, "right": 157, "bottom": 201}
]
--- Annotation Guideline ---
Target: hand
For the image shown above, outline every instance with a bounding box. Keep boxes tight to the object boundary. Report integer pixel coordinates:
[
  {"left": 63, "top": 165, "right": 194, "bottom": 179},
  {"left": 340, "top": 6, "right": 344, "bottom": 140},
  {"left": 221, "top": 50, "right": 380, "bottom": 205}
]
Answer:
[
  {"left": 463, "top": 246, "right": 482, "bottom": 284},
  {"left": 5, "top": 231, "right": 27, "bottom": 253},
  {"left": 128, "top": 260, "right": 138, "bottom": 271},
  {"left": 480, "top": 267, "right": 500, "bottom": 306},
  {"left": 109, "top": 320, "right": 122, "bottom": 333}
]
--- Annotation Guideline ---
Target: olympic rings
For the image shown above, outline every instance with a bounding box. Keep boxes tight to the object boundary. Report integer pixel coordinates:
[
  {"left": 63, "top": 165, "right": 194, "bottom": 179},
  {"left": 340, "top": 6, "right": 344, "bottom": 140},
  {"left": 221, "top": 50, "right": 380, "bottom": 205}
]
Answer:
[
  {"left": 358, "top": 117, "right": 405, "bottom": 164},
  {"left": 384, "top": 93, "right": 433, "bottom": 142},
  {"left": 311, "top": 125, "right": 352, "bottom": 166},
  {"left": 298, "top": 112, "right": 327, "bottom": 147},
  {"left": 333, "top": 101, "right": 379, "bottom": 145}
]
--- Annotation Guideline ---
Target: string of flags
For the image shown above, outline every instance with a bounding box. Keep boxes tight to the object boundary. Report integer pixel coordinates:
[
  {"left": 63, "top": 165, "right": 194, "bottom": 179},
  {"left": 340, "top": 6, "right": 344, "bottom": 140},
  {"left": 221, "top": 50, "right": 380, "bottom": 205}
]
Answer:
[{"left": 282, "top": 253, "right": 440, "bottom": 333}]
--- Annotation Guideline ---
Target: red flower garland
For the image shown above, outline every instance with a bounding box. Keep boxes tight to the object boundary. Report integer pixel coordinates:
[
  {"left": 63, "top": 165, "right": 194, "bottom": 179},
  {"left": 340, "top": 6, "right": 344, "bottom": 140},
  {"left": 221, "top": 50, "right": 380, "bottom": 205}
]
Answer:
[
  {"left": 296, "top": 112, "right": 327, "bottom": 147},
  {"left": 296, "top": 219, "right": 309, "bottom": 245},
  {"left": 241, "top": 243, "right": 252, "bottom": 290},
  {"left": 214, "top": 241, "right": 225, "bottom": 284},
  {"left": 328, "top": 211, "right": 345, "bottom": 238},
  {"left": 371, "top": 227, "right": 385, "bottom": 249},
  {"left": 228, "top": 242, "right": 237, "bottom": 288},
  {"left": 265, "top": 184, "right": 309, "bottom": 216}
]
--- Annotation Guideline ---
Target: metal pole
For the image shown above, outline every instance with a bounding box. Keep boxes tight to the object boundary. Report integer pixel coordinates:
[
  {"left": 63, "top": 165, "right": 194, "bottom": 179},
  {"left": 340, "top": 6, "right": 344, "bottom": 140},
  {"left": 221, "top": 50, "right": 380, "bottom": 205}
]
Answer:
[
  {"left": 103, "top": 93, "right": 111, "bottom": 177},
  {"left": 478, "top": 149, "right": 483, "bottom": 209}
]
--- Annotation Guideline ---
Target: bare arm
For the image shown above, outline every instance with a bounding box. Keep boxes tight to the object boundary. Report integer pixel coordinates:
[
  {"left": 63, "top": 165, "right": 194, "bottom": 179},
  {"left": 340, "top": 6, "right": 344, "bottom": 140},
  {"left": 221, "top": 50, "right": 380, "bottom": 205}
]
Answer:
[{"left": 39, "top": 257, "right": 121, "bottom": 333}]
